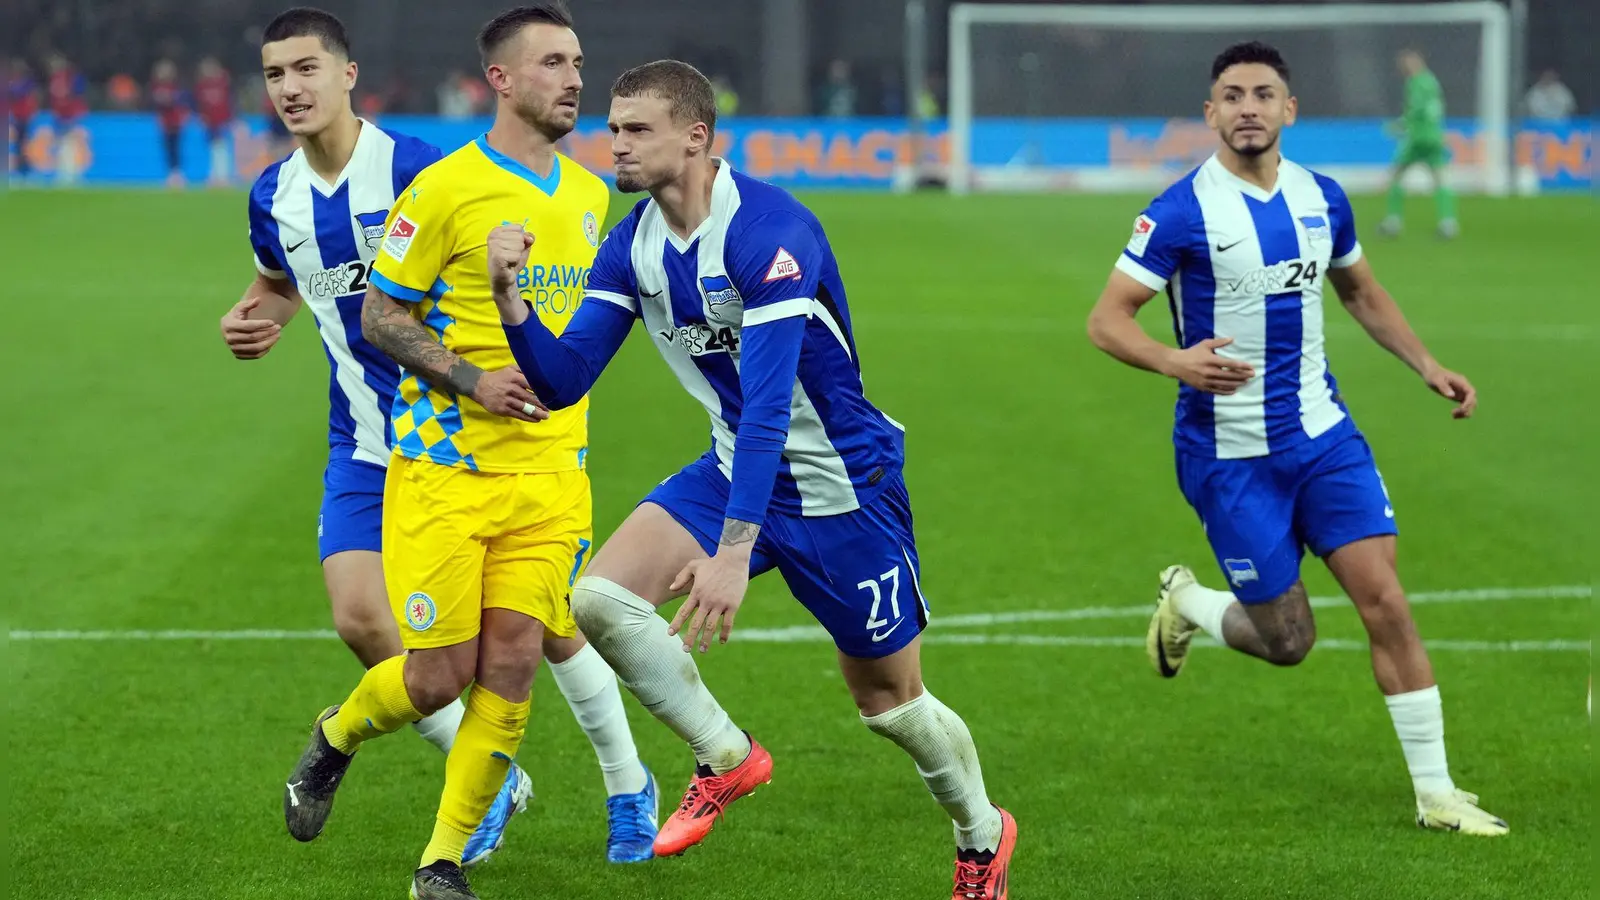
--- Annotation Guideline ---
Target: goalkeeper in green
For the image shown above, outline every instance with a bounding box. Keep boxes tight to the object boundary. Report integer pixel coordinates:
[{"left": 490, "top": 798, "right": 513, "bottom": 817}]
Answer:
[{"left": 1380, "top": 49, "right": 1458, "bottom": 238}]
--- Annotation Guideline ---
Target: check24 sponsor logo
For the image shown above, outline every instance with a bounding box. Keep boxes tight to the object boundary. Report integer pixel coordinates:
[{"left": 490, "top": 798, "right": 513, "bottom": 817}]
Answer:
[
  {"left": 1229, "top": 258, "right": 1320, "bottom": 295},
  {"left": 658, "top": 322, "right": 740, "bottom": 357},
  {"left": 305, "top": 260, "right": 371, "bottom": 299}
]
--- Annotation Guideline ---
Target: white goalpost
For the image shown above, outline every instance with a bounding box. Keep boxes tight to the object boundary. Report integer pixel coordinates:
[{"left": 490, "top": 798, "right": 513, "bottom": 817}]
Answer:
[{"left": 947, "top": 1, "right": 1512, "bottom": 196}]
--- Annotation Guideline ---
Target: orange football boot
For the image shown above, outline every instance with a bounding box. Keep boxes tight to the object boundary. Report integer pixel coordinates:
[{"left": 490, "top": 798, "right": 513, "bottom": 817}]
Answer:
[
  {"left": 951, "top": 806, "right": 1017, "bottom": 900},
  {"left": 651, "top": 734, "right": 773, "bottom": 857}
]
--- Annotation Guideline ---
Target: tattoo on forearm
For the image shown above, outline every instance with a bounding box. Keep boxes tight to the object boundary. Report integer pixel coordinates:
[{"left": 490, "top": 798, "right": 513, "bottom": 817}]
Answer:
[
  {"left": 362, "top": 289, "right": 483, "bottom": 396},
  {"left": 719, "top": 518, "right": 761, "bottom": 548},
  {"left": 443, "top": 358, "right": 483, "bottom": 397}
]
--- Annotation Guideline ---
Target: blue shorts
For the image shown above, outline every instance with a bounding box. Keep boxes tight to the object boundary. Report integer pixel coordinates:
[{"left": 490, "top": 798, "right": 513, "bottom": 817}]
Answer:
[
  {"left": 1176, "top": 422, "right": 1397, "bottom": 604},
  {"left": 644, "top": 454, "right": 929, "bottom": 659},
  {"left": 319, "top": 456, "right": 386, "bottom": 561}
]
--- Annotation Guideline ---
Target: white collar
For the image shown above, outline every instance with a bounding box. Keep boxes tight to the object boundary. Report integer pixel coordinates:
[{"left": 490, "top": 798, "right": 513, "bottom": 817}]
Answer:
[{"left": 1204, "top": 152, "right": 1284, "bottom": 203}]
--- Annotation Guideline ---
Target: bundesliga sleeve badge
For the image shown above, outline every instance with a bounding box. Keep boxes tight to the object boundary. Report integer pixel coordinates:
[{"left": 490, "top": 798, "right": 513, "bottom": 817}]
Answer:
[
  {"left": 1126, "top": 214, "right": 1157, "bottom": 257},
  {"left": 382, "top": 215, "right": 418, "bottom": 262}
]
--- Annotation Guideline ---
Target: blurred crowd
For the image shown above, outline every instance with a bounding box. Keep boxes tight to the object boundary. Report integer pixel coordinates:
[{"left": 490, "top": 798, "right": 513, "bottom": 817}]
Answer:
[
  {"left": 10, "top": 25, "right": 1564, "bottom": 189},
  {"left": 9, "top": 51, "right": 268, "bottom": 185},
  {"left": 6, "top": 49, "right": 496, "bottom": 186},
  {"left": 7, "top": 46, "right": 948, "bottom": 187}
]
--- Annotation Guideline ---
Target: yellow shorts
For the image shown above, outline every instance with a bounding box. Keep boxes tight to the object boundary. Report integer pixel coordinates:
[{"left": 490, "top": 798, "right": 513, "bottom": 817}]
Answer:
[{"left": 382, "top": 454, "right": 592, "bottom": 650}]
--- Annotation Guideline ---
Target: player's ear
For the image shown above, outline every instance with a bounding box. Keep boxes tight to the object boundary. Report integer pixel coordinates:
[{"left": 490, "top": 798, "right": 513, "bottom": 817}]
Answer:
[
  {"left": 1284, "top": 94, "right": 1297, "bottom": 127},
  {"left": 1203, "top": 98, "right": 1217, "bottom": 131},
  {"left": 484, "top": 63, "right": 510, "bottom": 97},
  {"left": 345, "top": 60, "right": 358, "bottom": 92},
  {"left": 687, "top": 121, "right": 710, "bottom": 156}
]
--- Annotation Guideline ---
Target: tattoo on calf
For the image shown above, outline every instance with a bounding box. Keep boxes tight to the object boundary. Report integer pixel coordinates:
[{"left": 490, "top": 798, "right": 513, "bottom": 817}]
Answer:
[{"left": 1251, "top": 582, "right": 1313, "bottom": 635}]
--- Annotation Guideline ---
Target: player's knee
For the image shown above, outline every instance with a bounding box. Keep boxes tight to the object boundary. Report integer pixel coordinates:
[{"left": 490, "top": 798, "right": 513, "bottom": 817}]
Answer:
[
  {"left": 570, "top": 582, "right": 612, "bottom": 636},
  {"left": 475, "top": 613, "right": 545, "bottom": 695},
  {"left": 409, "top": 682, "right": 463, "bottom": 716},
  {"left": 406, "top": 667, "right": 473, "bottom": 715},
  {"left": 843, "top": 666, "right": 923, "bottom": 717},
  {"left": 1262, "top": 624, "right": 1316, "bottom": 666},
  {"left": 478, "top": 638, "right": 541, "bottom": 688},
  {"left": 1355, "top": 587, "right": 1417, "bottom": 637},
  {"left": 403, "top": 650, "right": 477, "bottom": 715},
  {"left": 850, "top": 683, "right": 919, "bottom": 718},
  {"left": 474, "top": 654, "right": 537, "bottom": 701},
  {"left": 330, "top": 602, "right": 400, "bottom": 663},
  {"left": 571, "top": 576, "right": 646, "bottom": 640}
]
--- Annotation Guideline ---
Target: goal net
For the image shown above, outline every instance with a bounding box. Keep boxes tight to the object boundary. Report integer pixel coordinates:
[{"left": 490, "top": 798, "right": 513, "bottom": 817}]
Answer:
[{"left": 946, "top": 2, "right": 1512, "bottom": 195}]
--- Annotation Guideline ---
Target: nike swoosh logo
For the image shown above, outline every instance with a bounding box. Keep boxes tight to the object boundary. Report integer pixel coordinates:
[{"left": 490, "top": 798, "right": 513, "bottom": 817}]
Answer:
[
  {"left": 657, "top": 330, "right": 674, "bottom": 342},
  {"left": 1152, "top": 594, "right": 1179, "bottom": 677},
  {"left": 1215, "top": 238, "right": 1245, "bottom": 253},
  {"left": 640, "top": 289, "right": 662, "bottom": 298},
  {"left": 286, "top": 239, "right": 309, "bottom": 253},
  {"left": 870, "top": 619, "right": 905, "bottom": 643},
  {"left": 286, "top": 781, "right": 302, "bottom": 807},
  {"left": 1154, "top": 625, "right": 1177, "bottom": 677},
  {"left": 1384, "top": 505, "right": 1395, "bottom": 518}
]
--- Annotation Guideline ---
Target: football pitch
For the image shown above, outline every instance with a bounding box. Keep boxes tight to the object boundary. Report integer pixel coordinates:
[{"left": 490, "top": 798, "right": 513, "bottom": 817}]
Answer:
[{"left": 7, "top": 187, "right": 1592, "bottom": 899}]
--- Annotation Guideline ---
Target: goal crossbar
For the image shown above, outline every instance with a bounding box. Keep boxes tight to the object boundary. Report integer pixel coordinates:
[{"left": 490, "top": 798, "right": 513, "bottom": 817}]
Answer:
[{"left": 947, "top": 1, "right": 1512, "bottom": 194}]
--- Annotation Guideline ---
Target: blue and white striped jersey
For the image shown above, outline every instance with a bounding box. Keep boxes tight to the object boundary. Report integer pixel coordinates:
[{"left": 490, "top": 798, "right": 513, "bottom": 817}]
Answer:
[
  {"left": 505, "top": 160, "right": 905, "bottom": 523},
  {"left": 1115, "top": 154, "right": 1363, "bottom": 460},
  {"left": 247, "top": 120, "right": 440, "bottom": 466}
]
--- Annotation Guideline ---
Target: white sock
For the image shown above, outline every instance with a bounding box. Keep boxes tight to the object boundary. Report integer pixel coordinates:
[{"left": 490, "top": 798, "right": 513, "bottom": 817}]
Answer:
[
  {"left": 549, "top": 642, "right": 647, "bottom": 796},
  {"left": 572, "top": 577, "right": 750, "bottom": 774},
  {"left": 411, "top": 698, "right": 466, "bottom": 755},
  {"left": 1385, "top": 685, "right": 1454, "bottom": 795},
  {"left": 861, "top": 692, "right": 1003, "bottom": 853},
  {"left": 1173, "top": 581, "right": 1235, "bottom": 642}
]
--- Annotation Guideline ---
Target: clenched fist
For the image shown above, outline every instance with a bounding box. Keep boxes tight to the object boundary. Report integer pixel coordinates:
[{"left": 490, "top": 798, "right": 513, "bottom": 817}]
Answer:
[{"left": 487, "top": 223, "right": 535, "bottom": 294}]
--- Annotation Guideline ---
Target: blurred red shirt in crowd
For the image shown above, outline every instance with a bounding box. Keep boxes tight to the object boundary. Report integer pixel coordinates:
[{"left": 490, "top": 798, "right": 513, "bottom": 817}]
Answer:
[
  {"left": 194, "top": 57, "right": 233, "bottom": 134},
  {"left": 149, "top": 59, "right": 188, "bottom": 132},
  {"left": 9, "top": 60, "right": 40, "bottom": 123},
  {"left": 47, "top": 54, "right": 88, "bottom": 123}
]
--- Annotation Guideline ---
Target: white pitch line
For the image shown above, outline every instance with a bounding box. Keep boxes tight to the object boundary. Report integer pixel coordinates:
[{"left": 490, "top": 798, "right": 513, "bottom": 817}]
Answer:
[
  {"left": 851, "top": 314, "right": 1595, "bottom": 343},
  {"left": 8, "top": 628, "right": 343, "bottom": 641},
  {"left": 909, "top": 634, "right": 1589, "bottom": 653},
  {"left": 934, "top": 584, "right": 1591, "bottom": 628},
  {"left": 9, "top": 585, "right": 1589, "bottom": 653},
  {"left": 5, "top": 627, "right": 1586, "bottom": 653}
]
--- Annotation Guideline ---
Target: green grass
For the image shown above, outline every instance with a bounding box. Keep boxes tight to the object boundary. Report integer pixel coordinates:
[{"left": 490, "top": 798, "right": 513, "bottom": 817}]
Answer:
[{"left": 6, "top": 187, "right": 1593, "bottom": 900}]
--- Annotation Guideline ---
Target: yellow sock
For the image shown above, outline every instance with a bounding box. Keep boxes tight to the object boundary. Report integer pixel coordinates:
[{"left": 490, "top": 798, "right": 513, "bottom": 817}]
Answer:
[
  {"left": 420, "top": 684, "right": 530, "bottom": 867},
  {"left": 321, "top": 655, "right": 421, "bottom": 755}
]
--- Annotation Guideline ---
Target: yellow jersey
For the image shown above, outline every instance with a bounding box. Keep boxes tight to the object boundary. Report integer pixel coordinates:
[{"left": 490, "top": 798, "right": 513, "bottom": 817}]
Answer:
[{"left": 370, "top": 137, "right": 608, "bottom": 473}]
